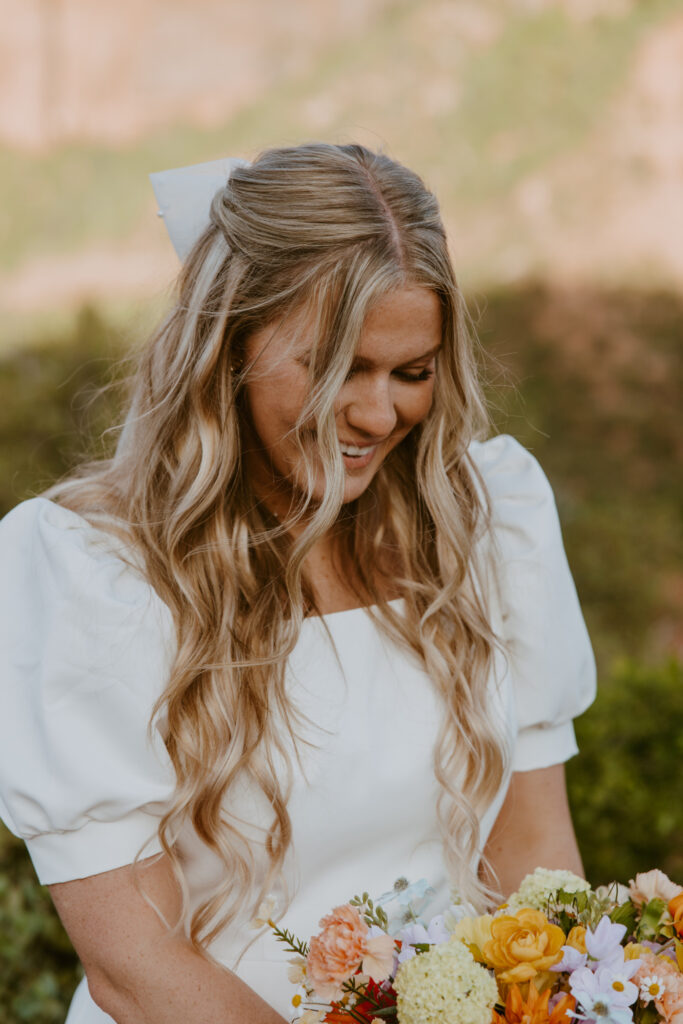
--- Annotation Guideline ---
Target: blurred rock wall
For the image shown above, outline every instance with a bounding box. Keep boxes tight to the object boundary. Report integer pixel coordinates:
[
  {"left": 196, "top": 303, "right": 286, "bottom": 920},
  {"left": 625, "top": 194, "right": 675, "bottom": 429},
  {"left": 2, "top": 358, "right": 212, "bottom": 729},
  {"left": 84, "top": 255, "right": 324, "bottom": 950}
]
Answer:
[{"left": 0, "top": 0, "right": 392, "bottom": 149}]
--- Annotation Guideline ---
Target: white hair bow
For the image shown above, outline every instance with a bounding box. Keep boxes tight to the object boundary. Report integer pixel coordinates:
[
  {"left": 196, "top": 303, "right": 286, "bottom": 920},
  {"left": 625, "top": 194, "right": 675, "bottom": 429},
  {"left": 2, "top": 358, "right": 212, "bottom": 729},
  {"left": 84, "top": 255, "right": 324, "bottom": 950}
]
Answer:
[{"left": 150, "top": 156, "right": 249, "bottom": 261}]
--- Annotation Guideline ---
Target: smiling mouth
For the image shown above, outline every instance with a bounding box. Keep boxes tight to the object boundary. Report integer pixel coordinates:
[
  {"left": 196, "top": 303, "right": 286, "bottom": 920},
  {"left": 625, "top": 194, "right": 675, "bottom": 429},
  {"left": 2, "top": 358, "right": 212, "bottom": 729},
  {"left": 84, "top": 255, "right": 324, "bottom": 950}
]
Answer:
[{"left": 339, "top": 442, "right": 376, "bottom": 457}]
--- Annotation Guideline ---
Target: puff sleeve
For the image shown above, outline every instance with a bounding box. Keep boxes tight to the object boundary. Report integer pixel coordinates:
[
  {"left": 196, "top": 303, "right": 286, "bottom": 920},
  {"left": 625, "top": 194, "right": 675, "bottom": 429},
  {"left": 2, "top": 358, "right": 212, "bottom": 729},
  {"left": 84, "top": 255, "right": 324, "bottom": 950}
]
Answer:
[
  {"left": 470, "top": 435, "right": 597, "bottom": 772},
  {"left": 0, "top": 498, "right": 177, "bottom": 884}
]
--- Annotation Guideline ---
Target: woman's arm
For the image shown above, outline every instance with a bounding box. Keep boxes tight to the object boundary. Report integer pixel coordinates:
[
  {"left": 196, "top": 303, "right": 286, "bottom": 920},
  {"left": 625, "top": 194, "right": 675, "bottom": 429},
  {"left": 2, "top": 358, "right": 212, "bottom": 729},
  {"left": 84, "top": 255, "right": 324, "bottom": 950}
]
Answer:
[
  {"left": 49, "top": 855, "right": 286, "bottom": 1024},
  {"left": 480, "top": 763, "right": 584, "bottom": 899}
]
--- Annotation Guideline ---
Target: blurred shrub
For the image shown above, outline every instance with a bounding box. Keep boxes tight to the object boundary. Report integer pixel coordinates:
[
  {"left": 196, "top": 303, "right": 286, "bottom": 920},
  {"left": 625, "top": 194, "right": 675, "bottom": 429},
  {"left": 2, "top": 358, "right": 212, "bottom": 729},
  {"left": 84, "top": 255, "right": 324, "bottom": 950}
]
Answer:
[
  {"left": 568, "top": 657, "right": 683, "bottom": 886},
  {"left": 0, "top": 829, "right": 81, "bottom": 1023},
  {"left": 479, "top": 284, "right": 683, "bottom": 669},
  {"left": 0, "top": 305, "right": 127, "bottom": 517}
]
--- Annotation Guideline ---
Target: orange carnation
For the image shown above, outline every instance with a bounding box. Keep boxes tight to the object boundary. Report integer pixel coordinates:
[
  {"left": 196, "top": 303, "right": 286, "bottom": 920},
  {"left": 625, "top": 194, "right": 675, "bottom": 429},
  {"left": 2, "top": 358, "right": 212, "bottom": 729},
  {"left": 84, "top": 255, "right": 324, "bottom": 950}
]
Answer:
[
  {"left": 634, "top": 951, "right": 683, "bottom": 1024},
  {"left": 307, "top": 905, "right": 394, "bottom": 1002},
  {"left": 492, "top": 984, "right": 576, "bottom": 1024},
  {"left": 669, "top": 892, "right": 683, "bottom": 937},
  {"left": 483, "top": 909, "right": 565, "bottom": 985},
  {"left": 307, "top": 905, "right": 369, "bottom": 1000}
]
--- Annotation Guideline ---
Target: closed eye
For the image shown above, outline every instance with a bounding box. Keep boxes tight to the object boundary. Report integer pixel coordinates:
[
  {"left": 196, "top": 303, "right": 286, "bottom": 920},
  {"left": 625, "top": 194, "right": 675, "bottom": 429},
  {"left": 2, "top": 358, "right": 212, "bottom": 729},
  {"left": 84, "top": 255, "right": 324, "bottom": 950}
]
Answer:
[
  {"left": 344, "top": 365, "right": 435, "bottom": 383},
  {"left": 394, "top": 367, "right": 434, "bottom": 383}
]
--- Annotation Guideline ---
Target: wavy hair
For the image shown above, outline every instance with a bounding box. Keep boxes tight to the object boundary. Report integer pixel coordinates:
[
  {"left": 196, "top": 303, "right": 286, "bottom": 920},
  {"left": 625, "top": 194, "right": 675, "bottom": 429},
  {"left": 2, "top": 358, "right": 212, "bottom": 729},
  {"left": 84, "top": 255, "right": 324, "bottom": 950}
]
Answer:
[{"left": 47, "top": 143, "right": 507, "bottom": 949}]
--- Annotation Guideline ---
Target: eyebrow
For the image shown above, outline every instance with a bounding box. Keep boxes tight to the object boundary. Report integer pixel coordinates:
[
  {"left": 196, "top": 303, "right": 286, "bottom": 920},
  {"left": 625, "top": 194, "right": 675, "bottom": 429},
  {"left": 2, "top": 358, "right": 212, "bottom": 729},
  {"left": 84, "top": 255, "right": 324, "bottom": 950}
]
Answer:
[{"left": 350, "top": 343, "right": 442, "bottom": 370}]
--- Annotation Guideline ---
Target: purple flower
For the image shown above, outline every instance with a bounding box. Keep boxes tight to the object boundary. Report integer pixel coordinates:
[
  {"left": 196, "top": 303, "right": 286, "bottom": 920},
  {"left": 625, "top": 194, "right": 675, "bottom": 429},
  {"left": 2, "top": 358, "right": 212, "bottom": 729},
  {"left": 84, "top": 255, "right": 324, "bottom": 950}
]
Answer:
[
  {"left": 568, "top": 967, "right": 635, "bottom": 1024},
  {"left": 585, "top": 918, "right": 627, "bottom": 965},
  {"left": 424, "top": 914, "right": 450, "bottom": 944},
  {"left": 397, "top": 915, "right": 450, "bottom": 963},
  {"left": 553, "top": 945, "right": 589, "bottom": 972}
]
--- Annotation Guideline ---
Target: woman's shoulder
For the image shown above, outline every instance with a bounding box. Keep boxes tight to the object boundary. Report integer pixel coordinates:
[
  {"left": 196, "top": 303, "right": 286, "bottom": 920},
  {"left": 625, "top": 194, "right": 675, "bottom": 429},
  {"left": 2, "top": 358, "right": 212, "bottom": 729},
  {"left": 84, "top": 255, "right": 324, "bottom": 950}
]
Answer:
[
  {"left": 0, "top": 496, "right": 175, "bottom": 695},
  {"left": 2, "top": 494, "right": 133, "bottom": 560},
  {"left": 0, "top": 497, "right": 176, "bottom": 883},
  {"left": 467, "top": 437, "right": 596, "bottom": 769},
  {"left": 467, "top": 434, "right": 559, "bottom": 559},
  {"left": 468, "top": 434, "right": 554, "bottom": 507},
  {"left": 2, "top": 495, "right": 155, "bottom": 590}
]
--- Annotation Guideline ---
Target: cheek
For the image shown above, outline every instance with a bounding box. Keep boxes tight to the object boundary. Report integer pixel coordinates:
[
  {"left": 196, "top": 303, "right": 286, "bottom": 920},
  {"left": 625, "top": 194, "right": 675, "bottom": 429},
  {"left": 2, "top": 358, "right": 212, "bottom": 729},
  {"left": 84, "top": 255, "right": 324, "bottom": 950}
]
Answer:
[
  {"left": 244, "top": 367, "right": 309, "bottom": 446},
  {"left": 397, "top": 383, "right": 436, "bottom": 430}
]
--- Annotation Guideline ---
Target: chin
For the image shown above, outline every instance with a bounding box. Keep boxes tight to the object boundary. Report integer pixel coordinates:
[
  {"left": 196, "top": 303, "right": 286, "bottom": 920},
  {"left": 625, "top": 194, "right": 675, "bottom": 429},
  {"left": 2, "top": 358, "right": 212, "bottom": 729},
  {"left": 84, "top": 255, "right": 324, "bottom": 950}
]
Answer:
[
  {"left": 290, "top": 465, "right": 378, "bottom": 508},
  {"left": 341, "top": 477, "right": 375, "bottom": 504}
]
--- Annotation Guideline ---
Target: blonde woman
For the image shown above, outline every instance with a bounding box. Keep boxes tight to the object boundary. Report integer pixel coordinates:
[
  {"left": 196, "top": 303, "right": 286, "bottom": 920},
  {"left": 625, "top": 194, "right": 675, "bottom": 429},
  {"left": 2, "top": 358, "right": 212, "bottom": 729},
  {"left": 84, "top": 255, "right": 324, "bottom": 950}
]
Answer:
[{"left": 0, "top": 143, "right": 595, "bottom": 1024}]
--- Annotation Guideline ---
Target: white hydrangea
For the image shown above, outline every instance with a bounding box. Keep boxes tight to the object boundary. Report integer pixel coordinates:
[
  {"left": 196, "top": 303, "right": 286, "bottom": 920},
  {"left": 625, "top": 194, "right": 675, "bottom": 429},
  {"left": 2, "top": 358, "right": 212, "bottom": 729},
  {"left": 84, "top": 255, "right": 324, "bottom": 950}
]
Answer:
[
  {"left": 505, "top": 868, "right": 591, "bottom": 913},
  {"left": 395, "top": 939, "right": 498, "bottom": 1024}
]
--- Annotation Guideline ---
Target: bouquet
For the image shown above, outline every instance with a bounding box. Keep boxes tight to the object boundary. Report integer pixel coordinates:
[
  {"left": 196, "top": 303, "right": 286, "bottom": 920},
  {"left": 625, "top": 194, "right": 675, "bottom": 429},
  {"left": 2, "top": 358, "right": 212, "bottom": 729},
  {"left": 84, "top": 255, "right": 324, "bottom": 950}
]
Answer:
[{"left": 263, "top": 868, "right": 683, "bottom": 1024}]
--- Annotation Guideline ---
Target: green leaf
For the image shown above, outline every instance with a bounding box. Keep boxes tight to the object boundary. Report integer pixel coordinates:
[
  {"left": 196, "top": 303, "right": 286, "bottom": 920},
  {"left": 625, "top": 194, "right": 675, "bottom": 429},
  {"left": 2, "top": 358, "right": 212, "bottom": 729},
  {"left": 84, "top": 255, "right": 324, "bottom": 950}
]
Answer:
[
  {"left": 637, "top": 898, "right": 667, "bottom": 940},
  {"left": 610, "top": 901, "right": 638, "bottom": 934},
  {"left": 635, "top": 1002, "right": 660, "bottom": 1024}
]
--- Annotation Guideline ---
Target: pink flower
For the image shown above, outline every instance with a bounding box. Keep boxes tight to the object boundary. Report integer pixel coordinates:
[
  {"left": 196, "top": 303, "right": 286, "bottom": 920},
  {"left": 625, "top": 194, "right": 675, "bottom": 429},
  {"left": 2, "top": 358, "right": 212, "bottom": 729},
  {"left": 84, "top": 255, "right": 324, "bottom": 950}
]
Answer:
[
  {"left": 306, "top": 905, "right": 393, "bottom": 1001},
  {"left": 362, "top": 925, "right": 395, "bottom": 981},
  {"left": 633, "top": 952, "right": 683, "bottom": 1024},
  {"left": 628, "top": 870, "right": 683, "bottom": 908}
]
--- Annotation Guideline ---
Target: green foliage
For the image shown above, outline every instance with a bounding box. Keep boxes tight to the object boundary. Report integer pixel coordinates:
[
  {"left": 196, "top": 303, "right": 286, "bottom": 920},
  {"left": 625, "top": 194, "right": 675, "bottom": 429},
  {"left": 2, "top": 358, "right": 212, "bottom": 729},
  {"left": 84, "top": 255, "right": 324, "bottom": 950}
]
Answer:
[
  {"left": 0, "top": 305, "right": 127, "bottom": 516},
  {"left": 478, "top": 284, "right": 683, "bottom": 670},
  {"left": 567, "top": 657, "right": 683, "bottom": 885},
  {"left": 0, "top": 829, "right": 81, "bottom": 1023}
]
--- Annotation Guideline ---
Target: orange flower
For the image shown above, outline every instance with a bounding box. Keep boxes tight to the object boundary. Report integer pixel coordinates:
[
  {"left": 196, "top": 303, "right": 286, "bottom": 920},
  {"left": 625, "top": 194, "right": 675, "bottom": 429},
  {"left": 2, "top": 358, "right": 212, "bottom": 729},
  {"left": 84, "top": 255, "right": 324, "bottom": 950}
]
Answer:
[
  {"left": 670, "top": 893, "right": 683, "bottom": 937},
  {"left": 492, "top": 983, "right": 576, "bottom": 1024},
  {"left": 307, "top": 905, "right": 394, "bottom": 1002},
  {"left": 324, "top": 1009, "right": 353, "bottom": 1024},
  {"left": 634, "top": 951, "right": 683, "bottom": 1024},
  {"left": 483, "top": 909, "right": 566, "bottom": 985},
  {"left": 307, "top": 905, "right": 369, "bottom": 1000},
  {"left": 566, "top": 926, "right": 587, "bottom": 954}
]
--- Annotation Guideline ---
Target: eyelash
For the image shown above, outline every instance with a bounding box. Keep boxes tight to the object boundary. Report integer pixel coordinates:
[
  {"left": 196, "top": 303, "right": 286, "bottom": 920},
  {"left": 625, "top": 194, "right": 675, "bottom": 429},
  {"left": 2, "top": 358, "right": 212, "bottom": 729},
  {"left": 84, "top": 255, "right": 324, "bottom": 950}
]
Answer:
[
  {"left": 344, "top": 367, "right": 434, "bottom": 383},
  {"left": 395, "top": 368, "right": 434, "bottom": 383}
]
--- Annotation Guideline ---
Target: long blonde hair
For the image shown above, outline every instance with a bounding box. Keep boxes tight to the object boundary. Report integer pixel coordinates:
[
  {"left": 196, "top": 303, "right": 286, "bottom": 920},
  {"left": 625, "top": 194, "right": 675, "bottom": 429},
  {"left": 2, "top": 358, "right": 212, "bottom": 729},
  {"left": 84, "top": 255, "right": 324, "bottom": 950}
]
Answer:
[{"left": 47, "top": 143, "right": 506, "bottom": 947}]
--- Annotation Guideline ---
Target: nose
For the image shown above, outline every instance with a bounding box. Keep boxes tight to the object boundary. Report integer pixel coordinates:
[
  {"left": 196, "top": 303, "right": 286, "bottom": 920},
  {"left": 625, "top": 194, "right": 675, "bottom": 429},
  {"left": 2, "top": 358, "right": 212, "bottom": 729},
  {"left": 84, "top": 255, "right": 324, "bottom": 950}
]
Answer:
[{"left": 340, "top": 374, "right": 398, "bottom": 440}]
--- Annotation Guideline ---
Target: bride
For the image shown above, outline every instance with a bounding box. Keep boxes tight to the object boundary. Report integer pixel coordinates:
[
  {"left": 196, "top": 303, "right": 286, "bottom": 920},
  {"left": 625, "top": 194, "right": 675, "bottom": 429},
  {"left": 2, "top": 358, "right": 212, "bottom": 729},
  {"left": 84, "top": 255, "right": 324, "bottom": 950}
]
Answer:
[{"left": 0, "top": 143, "right": 595, "bottom": 1023}]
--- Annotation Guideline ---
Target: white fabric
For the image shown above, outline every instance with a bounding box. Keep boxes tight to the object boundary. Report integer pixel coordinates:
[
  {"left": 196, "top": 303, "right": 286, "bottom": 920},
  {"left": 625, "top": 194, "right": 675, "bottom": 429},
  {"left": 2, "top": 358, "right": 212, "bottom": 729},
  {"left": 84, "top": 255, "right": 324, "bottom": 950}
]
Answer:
[
  {"left": 150, "top": 156, "right": 249, "bottom": 260},
  {"left": 0, "top": 434, "right": 596, "bottom": 1022}
]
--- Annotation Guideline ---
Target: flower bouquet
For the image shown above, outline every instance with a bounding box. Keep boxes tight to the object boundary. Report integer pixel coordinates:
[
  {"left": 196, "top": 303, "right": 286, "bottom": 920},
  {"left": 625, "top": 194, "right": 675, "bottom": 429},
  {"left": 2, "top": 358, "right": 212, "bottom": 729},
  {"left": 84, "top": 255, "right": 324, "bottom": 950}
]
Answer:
[{"left": 265, "top": 868, "right": 683, "bottom": 1024}]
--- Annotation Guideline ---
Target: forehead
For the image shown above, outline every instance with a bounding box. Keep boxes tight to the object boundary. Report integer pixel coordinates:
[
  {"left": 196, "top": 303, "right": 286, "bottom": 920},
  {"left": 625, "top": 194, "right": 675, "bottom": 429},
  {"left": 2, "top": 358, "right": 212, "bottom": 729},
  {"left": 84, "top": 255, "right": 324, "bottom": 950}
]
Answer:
[
  {"left": 246, "top": 285, "right": 442, "bottom": 367},
  {"left": 356, "top": 287, "right": 442, "bottom": 363}
]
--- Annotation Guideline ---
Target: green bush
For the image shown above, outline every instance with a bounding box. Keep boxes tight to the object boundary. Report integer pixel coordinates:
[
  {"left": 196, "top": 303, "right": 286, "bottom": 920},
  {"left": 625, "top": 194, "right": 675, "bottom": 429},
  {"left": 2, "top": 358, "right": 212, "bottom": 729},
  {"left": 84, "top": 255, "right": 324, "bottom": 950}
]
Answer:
[
  {"left": 0, "top": 305, "right": 126, "bottom": 517},
  {"left": 0, "top": 830, "right": 81, "bottom": 1023},
  {"left": 568, "top": 657, "right": 683, "bottom": 886}
]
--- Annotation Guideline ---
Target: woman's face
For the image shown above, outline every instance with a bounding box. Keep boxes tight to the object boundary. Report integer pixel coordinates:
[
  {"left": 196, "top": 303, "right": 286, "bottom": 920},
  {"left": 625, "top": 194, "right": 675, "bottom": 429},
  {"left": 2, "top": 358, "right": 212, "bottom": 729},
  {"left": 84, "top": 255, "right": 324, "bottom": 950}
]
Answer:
[{"left": 241, "top": 285, "right": 442, "bottom": 512}]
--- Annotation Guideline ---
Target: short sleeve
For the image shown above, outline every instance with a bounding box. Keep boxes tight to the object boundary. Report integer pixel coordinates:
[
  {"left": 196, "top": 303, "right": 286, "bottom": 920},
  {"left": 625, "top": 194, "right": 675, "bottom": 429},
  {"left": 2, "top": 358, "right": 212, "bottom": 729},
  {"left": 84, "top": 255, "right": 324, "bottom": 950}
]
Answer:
[
  {"left": 469, "top": 435, "right": 597, "bottom": 772},
  {"left": 0, "top": 498, "right": 177, "bottom": 884}
]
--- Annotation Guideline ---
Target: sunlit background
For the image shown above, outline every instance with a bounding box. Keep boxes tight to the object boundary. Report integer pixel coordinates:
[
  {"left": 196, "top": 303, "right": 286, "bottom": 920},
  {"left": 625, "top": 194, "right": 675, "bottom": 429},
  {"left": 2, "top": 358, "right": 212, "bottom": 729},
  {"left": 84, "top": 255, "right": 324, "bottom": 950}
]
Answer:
[{"left": 1, "top": 1, "right": 682, "bottom": 1019}]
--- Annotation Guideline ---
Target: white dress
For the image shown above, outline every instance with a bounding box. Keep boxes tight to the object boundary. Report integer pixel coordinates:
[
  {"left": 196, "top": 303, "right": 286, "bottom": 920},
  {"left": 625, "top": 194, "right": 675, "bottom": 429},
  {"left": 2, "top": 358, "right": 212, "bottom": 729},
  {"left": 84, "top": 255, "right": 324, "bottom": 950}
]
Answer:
[{"left": 0, "top": 435, "right": 596, "bottom": 1024}]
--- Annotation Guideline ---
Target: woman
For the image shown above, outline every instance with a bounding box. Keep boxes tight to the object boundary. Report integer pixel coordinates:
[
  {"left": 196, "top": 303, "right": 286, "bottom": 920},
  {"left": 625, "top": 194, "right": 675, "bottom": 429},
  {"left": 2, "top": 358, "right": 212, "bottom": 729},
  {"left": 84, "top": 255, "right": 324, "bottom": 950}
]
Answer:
[{"left": 0, "top": 143, "right": 595, "bottom": 1024}]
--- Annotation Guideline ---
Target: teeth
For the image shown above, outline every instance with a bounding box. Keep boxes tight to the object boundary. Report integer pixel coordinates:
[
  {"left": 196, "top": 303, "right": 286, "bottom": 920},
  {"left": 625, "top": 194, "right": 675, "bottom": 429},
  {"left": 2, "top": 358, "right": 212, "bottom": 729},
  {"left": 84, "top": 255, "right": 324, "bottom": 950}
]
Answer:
[{"left": 340, "top": 442, "right": 374, "bottom": 456}]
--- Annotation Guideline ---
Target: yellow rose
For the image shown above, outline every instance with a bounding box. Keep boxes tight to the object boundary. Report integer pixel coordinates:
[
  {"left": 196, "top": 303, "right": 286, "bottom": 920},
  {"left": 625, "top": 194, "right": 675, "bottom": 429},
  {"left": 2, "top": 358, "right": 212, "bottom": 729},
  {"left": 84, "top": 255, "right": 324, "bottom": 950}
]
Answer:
[
  {"left": 452, "top": 915, "right": 494, "bottom": 962},
  {"left": 566, "top": 926, "right": 587, "bottom": 954},
  {"left": 482, "top": 908, "right": 565, "bottom": 984}
]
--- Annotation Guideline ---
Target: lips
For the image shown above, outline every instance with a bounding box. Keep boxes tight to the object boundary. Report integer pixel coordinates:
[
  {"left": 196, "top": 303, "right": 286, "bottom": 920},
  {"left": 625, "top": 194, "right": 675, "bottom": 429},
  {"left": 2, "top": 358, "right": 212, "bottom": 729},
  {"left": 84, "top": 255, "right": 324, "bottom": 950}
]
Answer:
[{"left": 339, "top": 442, "right": 376, "bottom": 457}]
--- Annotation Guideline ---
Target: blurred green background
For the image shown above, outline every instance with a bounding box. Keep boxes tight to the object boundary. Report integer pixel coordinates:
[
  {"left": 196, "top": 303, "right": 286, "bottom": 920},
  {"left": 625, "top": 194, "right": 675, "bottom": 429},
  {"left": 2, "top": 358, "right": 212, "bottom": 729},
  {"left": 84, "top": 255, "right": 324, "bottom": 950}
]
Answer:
[{"left": 1, "top": 0, "right": 682, "bottom": 1019}]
